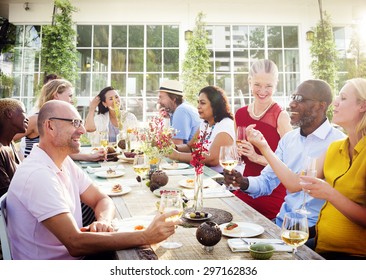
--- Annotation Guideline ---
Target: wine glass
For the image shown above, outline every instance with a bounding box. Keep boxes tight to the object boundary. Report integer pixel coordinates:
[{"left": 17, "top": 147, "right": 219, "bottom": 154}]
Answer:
[
  {"left": 236, "top": 126, "right": 247, "bottom": 169},
  {"left": 159, "top": 191, "right": 184, "bottom": 249},
  {"left": 219, "top": 145, "right": 239, "bottom": 191},
  {"left": 281, "top": 212, "right": 309, "bottom": 255},
  {"left": 296, "top": 157, "right": 317, "bottom": 215},
  {"left": 132, "top": 154, "right": 149, "bottom": 193}
]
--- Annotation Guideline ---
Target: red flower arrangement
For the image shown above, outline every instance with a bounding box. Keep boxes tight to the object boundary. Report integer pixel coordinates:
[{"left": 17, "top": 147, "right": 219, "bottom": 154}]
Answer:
[{"left": 190, "top": 135, "right": 209, "bottom": 175}]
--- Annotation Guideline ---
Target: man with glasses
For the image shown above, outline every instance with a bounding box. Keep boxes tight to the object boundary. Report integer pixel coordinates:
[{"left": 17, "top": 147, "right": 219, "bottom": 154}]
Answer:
[
  {"left": 7, "top": 100, "right": 180, "bottom": 260},
  {"left": 223, "top": 79, "right": 345, "bottom": 229}
]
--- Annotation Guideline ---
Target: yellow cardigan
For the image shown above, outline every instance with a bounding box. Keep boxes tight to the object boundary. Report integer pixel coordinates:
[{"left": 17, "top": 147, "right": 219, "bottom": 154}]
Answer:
[{"left": 316, "top": 136, "right": 366, "bottom": 256}]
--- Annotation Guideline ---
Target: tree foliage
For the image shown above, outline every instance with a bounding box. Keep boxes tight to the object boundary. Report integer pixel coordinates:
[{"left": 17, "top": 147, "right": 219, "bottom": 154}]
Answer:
[
  {"left": 41, "top": 0, "right": 78, "bottom": 83},
  {"left": 182, "top": 12, "right": 210, "bottom": 106},
  {"left": 310, "top": 11, "right": 338, "bottom": 92}
]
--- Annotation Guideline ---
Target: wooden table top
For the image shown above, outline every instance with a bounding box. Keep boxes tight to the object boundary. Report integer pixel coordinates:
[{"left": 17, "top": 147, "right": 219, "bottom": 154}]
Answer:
[{"left": 81, "top": 158, "right": 324, "bottom": 260}]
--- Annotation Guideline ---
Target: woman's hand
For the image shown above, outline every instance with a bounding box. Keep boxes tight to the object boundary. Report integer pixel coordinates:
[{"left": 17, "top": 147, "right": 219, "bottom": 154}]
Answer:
[
  {"left": 245, "top": 125, "right": 269, "bottom": 152},
  {"left": 90, "top": 96, "right": 101, "bottom": 110},
  {"left": 237, "top": 140, "right": 259, "bottom": 163},
  {"left": 300, "top": 176, "right": 334, "bottom": 201}
]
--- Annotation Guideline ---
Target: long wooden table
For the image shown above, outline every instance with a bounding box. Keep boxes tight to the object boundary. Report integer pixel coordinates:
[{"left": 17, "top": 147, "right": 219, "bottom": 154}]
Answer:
[{"left": 81, "top": 159, "right": 324, "bottom": 260}]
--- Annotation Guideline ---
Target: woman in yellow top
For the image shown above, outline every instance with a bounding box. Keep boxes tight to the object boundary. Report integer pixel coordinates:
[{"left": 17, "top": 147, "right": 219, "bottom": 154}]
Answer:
[{"left": 244, "top": 78, "right": 366, "bottom": 259}]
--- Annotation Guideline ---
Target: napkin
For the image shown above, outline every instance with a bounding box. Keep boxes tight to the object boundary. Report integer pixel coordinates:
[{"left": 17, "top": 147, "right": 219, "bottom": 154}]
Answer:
[
  {"left": 87, "top": 165, "right": 125, "bottom": 174},
  {"left": 183, "top": 188, "right": 234, "bottom": 199},
  {"left": 227, "top": 238, "right": 293, "bottom": 252},
  {"left": 164, "top": 168, "right": 195, "bottom": 176}
]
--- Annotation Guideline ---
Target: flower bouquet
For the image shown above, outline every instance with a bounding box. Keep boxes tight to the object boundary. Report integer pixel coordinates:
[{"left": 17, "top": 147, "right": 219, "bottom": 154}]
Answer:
[
  {"left": 190, "top": 134, "right": 209, "bottom": 212},
  {"left": 136, "top": 115, "right": 176, "bottom": 165}
]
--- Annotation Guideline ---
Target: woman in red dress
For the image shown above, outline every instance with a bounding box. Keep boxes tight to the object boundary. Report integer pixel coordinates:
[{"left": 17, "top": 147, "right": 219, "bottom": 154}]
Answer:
[{"left": 234, "top": 59, "right": 292, "bottom": 220}]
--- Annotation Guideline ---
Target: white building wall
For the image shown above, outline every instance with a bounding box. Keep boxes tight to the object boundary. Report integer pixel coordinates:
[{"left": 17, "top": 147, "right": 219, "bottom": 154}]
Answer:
[{"left": 7, "top": 0, "right": 361, "bottom": 81}]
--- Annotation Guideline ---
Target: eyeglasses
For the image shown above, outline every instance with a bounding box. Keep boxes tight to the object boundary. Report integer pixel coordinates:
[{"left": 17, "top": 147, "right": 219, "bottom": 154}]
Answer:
[
  {"left": 49, "top": 117, "right": 84, "bottom": 128},
  {"left": 290, "top": 94, "right": 319, "bottom": 103}
]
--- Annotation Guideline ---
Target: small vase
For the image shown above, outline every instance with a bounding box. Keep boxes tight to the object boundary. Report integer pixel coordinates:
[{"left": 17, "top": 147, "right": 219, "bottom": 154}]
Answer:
[
  {"left": 193, "top": 172, "right": 203, "bottom": 212},
  {"left": 148, "top": 157, "right": 161, "bottom": 180}
]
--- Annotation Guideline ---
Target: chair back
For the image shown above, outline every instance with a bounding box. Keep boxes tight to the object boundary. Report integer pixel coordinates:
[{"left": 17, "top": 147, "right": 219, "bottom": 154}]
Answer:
[{"left": 0, "top": 193, "right": 12, "bottom": 260}]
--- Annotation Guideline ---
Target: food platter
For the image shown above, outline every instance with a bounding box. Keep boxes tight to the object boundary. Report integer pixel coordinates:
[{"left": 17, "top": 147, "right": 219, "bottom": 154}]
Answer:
[
  {"left": 97, "top": 183, "right": 132, "bottom": 197},
  {"left": 94, "top": 170, "right": 125, "bottom": 178},
  {"left": 161, "top": 162, "right": 190, "bottom": 170},
  {"left": 178, "top": 178, "right": 211, "bottom": 189}
]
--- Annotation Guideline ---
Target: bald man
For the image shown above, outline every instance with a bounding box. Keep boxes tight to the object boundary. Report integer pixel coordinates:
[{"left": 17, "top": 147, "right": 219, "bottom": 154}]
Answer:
[{"left": 7, "top": 100, "right": 180, "bottom": 260}]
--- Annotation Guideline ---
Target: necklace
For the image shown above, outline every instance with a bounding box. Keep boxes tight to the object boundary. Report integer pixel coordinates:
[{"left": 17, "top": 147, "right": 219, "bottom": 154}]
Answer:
[
  {"left": 202, "top": 123, "right": 215, "bottom": 142},
  {"left": 251, "top": 101, "right": 273, "bottom": 119}
]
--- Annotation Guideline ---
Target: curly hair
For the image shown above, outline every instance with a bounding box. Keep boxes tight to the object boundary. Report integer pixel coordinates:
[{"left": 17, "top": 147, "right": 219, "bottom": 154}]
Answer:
[{"left": 198, "top": 86, "right": 233, "bottom": 123}]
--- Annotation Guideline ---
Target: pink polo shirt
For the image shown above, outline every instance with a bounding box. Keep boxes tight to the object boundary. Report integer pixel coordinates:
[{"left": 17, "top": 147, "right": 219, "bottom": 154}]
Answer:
[{"left": 7, "top": 145, "right": 92, "bottom": 260}]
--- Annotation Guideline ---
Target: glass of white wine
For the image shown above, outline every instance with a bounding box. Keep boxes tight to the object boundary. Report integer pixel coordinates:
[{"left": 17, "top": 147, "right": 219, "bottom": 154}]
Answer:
[
  {"left": 132, "top": 154, "right": 150, "bottom": 193},
  {"left": 219, "top": 145, "right": 239, "bottom": 190},
  {"left": 281, "top": 212, "right": 309, "bottom": 255},
  {"left": 159, "top": 191, "right": 184, "bottom": 249},
  {"left": 296, "top": 157, "right": 317, "bottom": 215}
]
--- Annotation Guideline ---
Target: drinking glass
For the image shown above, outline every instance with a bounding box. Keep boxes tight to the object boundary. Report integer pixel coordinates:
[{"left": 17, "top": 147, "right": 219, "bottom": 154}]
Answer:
[
  {"left": 281, "top": 212, "right": 309, "bottom": 255},
  {"left": 296, "top": 157, "right": 317, "bottom": 215},
  {"left": 236, "top": 126, "right": 247, "bottom": 167},
  {"left": 159, "top": 191, "right": 184, "bottom": 249},
  {"left": 219, "top": 145, "right": 239, "bottom": 191},
  {"left": 132, "top": 154, "right": 149, "bottom": 193}
]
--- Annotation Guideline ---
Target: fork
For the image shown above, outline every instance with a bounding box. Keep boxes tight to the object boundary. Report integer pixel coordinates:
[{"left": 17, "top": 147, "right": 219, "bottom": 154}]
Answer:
[{"left": 240, "top": 236, "right": 255, "bottom": 246}]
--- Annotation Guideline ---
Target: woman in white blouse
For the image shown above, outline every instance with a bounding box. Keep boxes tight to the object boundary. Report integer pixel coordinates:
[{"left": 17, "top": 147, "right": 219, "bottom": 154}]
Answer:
[{"left": 168, "top": 85, "right": 235, "bottom": 173}]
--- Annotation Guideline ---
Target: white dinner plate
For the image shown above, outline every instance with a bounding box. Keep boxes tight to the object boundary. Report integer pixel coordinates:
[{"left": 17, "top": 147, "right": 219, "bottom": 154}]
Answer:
[
  {"left": 219, "top": 222, "right": 264, "bottom": 238},
  {"left": 115, "top": 215, "right": 154, "bottom": 232},
  {"left": 153, "top": 187, "right": 182, "bottom": 197},
  {"left": 178, "top": 178, "right": 211, "bottom": 189},
  {"left": 161, "top": 162, "right": 190, "bottom": 170},
  {"left": 94, "top": 170, "right": 125, "bottom": 178},
  {"left": 97, "top": 183, "right": 132, "bottom": 197}
]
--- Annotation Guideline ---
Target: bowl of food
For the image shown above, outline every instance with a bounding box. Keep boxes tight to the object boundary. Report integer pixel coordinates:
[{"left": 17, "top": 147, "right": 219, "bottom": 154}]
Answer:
[{"left": 249, "top": 243, "right": 274, "bottom": 260}]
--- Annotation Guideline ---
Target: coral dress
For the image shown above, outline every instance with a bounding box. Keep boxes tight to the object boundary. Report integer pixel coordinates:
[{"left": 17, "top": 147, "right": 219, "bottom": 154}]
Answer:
[{"left": 234, "top": 103, "right": 286, "bottom": 220}]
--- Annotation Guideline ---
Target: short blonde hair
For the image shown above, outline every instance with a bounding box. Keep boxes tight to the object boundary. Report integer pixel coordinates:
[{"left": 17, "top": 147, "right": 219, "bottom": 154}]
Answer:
[
  {"left": 0, "top": 98, "right": 24, "bottom": 120},
  {"left": 37, "top": 79, "right": 73, "bottom": 109},
  {"left": 346, "top": 78, "right": 366, "bottom": 138}
]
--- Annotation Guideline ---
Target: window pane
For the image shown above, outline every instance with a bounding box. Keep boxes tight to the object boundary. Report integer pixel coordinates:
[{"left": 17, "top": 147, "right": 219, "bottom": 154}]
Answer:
[
  {"left": 250, "top": 49, "right": 264, "bottom": 60},
  {"left": 212, "top": 26, "right": 229, "bottom": 48},
  {"left": 147, "top": 25, "right": 162, "bottom": 47},
  {"left": 93, "top": 49, "right": 109, "bottom": 72},
  {"left": 234, "top": 73, "right": 249, "bottom": 97},
  {"left": 249, "top": 26, "right": 264, "bottom": 48},
  {"left": 284, "top": 73, "right": 300, "bottom": 98},
  {"left": 146, "top": 74, "right": 161, "bottom": 96},
  {"left": 268, "top": 49, "right": 284, "bottom": 71},
  {"left": 164, "top": 49, "right": 179, "bottom": 72},
  {"left": 333, "top": 27, "right": 346, "bottom": 49},
  {"left": 75, "top": 73, "right": 91, "bottom": 97},
  {"left": 92, "top": 73, "right": 108, "bottom": 95},
  {"left": 164, "top": 25, "right": 179, "bottom": 47},
  {"left": 24, "top": 25, "right": 41, "bottom": 48},
  {"left": 233, "top": 26, "right": 248, "bottom": 48},
  {"left": 215, "top": 50, "right": 230, "bottom": 72},
  {"left": 23, "top": 49, "right": 40, "bottom": 72},
  {"left": 127, "top": 98, "right": 143, "bottom": 121},
  {"left": 111, "top": 49, "right": 127, "bottom": 72},
  {"left": 111, "top": 74, "right": 126, "bottom": 94},
  {"left": 112, "top": 26, "right": 127, "bottom": 47},
  {"left": 127, "top": 74, "right": 143, "bottom": 96},
  {"left": 284, "top": 50, "right": 299, "bottom": 72},
  {"left": 284, "top": 26, "right": 298, "bottom": 48},
  {"left": 129, "top": 26, "right": 144, "bottom": 48},
  {"left": 23, "top": 74, "right": 35, "bottom": 98},
  {"left": 15, "top": 26, "right": 24, "bottom": 47},
  {"left": 77, "top": 25, "right": 92, "bottom": 47},
  {"left": 147, "top": 49, "right": 162, "bottom": 72},
  {"left": 233, "top": 50, "right": 249, "bottom": 72},
  {"left": 216, "top": 74, "right": 232, "bottom": 95},
  {"left": 128, "top": 49, "right": 144, "bottom": 72},
  {"left": 13, "top": 49, "right": 22, "bottom": 72},
  {"left": 77, "top": 49, "right": 92, "bottom": 72},
  {"left": 94, "top": 25, "right": 109, "bottom": 47},
  {"left": 268, "top": 26, "right": 282, "bottom": 48}
]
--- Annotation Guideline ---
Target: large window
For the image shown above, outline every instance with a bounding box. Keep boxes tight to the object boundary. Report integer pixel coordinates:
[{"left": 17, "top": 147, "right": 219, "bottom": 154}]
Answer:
[
  {"left": 206, "top": 25, "right": 300, "bottom": 112},
  {"left": 76, "top": 24, "right": 180, "bottom": 121},
  {"left": 12, "top": 25, "right": 42, "bottom": 111}
]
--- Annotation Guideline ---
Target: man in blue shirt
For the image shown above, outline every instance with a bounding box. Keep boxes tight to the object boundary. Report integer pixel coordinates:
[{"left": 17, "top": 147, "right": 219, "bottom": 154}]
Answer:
[
  {"left": 157, "top": 80, "right": 201, "bottom": 144},
  {"left": 223, "top": 79, "right": 345, "bottom": 228}
]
